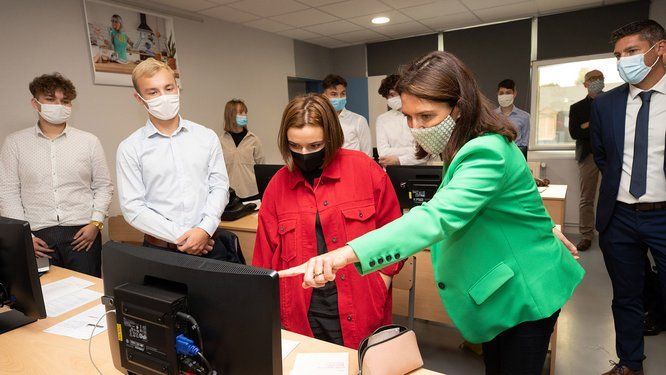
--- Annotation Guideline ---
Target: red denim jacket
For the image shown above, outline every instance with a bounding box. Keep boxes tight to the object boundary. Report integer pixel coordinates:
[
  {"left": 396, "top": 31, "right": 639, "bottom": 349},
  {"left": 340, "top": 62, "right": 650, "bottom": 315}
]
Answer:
[{"left": 252, "top": 149, "right": 403, "bottom": 349}]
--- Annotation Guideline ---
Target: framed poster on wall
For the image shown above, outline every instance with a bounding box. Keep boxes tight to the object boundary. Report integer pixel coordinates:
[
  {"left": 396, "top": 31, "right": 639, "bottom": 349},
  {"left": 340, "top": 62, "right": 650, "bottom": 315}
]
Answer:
[{"left": 83, "top": 0, "right": 180, "bottom": 86}]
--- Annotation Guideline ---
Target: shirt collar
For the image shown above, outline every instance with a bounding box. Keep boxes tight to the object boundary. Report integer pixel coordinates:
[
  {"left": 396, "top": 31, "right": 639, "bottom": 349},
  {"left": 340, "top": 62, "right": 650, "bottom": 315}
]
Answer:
[
  {"left": 144, "top": 116, "right": 188, "bottom": 138},
  {"left": 339, "top": 108, "right": 349, "bottom": 118},
  {"left": 629, "top": 72, "right": 666, "bottom": 99},
  {"left": 35, "top": 122, "right": 68, "bottom": 139},
  {"left": 495, "top": 106, "right": 519, "bottom": 116},
  {"left": 287, "top": 150, "right": 342, "bottom": 189}
]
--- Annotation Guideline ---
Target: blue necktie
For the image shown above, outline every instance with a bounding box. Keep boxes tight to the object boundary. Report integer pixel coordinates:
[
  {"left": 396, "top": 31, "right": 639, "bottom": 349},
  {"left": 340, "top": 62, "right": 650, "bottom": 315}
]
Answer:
[{"left": 629, "top": 90, "right": 654, "bottom": 198}]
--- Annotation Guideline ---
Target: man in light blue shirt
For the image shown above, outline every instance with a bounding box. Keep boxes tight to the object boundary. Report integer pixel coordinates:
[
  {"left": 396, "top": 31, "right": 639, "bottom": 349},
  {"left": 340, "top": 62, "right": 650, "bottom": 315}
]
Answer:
[
  {"left": 495, "top": 79, "right": 530, "bottom": 159},
  {"left": 117, "top": 58, "right": 229, "bottom": 257}
]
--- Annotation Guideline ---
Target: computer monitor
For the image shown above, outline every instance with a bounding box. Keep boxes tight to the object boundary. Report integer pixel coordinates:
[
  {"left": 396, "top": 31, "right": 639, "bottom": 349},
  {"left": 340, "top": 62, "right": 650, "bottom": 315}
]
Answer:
[
  {"left": 254, "top": 164, "right": 283, "bottom": 200},
  {"left": 0, "top": 217, "right": 47, "bottom": 334},
  {"left": 386, "top": 166, "right": 443, "bottom": 210},
  {"left": 102, "top": 241, "right": 281, "bottom": 375}
]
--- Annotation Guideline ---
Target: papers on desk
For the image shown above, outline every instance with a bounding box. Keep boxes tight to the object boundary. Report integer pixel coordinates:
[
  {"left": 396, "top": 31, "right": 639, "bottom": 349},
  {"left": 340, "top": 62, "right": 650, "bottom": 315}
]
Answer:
[
  {"left": 281, "top": 339, "right": 299, "bottom": 359},
  {"left": 41, "top": 276, "right": 102, "bottom": 317},
  {"left": 289, "top": 353, "right": 348, "bottom": 375},
  {"left": 538, "top": 186, "right": 548, "bottom": 193},
  {"left": 44, "top": 304, "right": 107, "bottom": 340}
]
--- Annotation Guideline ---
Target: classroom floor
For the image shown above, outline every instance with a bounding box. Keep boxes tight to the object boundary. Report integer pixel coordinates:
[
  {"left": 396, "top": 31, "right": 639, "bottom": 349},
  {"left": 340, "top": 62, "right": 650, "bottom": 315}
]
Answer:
[{"left": 395, "top": 232, "right": 666, "bottom": 375}]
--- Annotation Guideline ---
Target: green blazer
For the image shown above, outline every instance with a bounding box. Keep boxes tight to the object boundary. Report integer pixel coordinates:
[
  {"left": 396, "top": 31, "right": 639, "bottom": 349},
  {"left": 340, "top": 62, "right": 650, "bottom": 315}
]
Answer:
[{"left": 349, "top": 134, "right": 584, "bottom": 343}]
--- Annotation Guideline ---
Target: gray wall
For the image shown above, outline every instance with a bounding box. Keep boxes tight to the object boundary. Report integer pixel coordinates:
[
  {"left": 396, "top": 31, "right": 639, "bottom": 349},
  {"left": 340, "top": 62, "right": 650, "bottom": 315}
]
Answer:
[
  {"left": 293, "top": 40, "right": 332, "bottom": 80},
  {"left": 331, "top": 45, "right": 367, "bottom": 77}
]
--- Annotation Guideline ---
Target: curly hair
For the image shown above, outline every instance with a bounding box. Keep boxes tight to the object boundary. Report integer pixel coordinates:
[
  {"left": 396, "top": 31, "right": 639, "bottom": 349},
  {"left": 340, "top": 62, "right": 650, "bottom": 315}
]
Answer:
[
  {"left": 378, "top": 74, "right": 400, "bottom": 98},
  {"left": 29, "top": 73, "right": 77, "bottom": 100}
]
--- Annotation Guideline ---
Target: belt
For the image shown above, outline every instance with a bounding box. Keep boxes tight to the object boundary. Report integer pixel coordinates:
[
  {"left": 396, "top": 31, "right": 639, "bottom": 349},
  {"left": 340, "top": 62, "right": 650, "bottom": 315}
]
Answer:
[
  {"left": 144, "top": 234, "right": 179, "bottom": 250},
  {"left": 617, "top": 201, "right": 666, "bottom": 212}
]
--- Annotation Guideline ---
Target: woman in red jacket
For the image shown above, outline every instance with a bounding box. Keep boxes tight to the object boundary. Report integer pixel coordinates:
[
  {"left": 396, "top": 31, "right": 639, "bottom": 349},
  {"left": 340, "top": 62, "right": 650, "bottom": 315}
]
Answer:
[{"left": 252, "top": 94, "right": 403, "bottom": 349}]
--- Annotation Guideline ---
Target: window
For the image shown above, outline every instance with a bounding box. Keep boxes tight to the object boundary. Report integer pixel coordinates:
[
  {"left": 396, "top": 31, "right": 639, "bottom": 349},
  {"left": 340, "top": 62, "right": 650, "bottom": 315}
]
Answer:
[{"left": 529, "top": 53, "right": 624, "bottom": 150}]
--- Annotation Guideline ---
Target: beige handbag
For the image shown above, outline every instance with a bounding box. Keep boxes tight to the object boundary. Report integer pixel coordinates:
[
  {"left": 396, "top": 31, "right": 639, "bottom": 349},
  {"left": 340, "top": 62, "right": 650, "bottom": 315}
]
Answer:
[{"left": 357, "top": 325, "right": 424, "bottom": 375}]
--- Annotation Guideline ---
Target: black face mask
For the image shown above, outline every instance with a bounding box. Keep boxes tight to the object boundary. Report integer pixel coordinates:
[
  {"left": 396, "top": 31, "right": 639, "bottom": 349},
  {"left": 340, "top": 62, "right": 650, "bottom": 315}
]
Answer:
[{"left": 291, "top": 148, "right": 325, "bottom": 173}]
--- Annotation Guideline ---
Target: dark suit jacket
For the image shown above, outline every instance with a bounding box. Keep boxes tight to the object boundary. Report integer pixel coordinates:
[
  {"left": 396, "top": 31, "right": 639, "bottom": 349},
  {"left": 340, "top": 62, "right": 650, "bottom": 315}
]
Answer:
[
  {"left": 569, "top": 96, "right": 594, "bottom": 162},
  {"left": 590, "top": 84, "right": 630, "bottom": 233}
]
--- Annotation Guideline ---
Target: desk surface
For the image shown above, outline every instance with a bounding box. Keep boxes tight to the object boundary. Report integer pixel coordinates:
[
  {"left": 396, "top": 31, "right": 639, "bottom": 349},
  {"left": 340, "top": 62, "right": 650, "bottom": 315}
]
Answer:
[
  {"left": 539, "top": 184, "right": 567, "bottom": 200},
  {"left": 218, "top": 212, "right": 259, "bottom": 232},
  {"left": 0, "top": 267, "right": 441, "bottom": 374}
]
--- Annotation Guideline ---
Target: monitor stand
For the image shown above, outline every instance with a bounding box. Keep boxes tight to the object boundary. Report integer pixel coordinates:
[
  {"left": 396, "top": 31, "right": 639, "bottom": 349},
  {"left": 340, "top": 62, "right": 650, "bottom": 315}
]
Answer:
[{"left": 0, "top": 309, "right": 37, "bottom": 334}]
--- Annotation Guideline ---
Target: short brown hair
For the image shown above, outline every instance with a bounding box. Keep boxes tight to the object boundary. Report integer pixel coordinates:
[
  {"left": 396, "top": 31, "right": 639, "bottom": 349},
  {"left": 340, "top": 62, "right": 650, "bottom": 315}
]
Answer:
[
  {"left": 131, "top": 58, "right": 176, "bottom": 92},
  {"left": 322, "top": 74, "right": 347, "bottom": 90},
  {"left": 223, "top": 99, "right": 248, "bottom": 132},
  {"left": 611, "top": 19, "right": 666, "bottom": 45},
  {"left": 378, "top": 74, "right": 400, "bottom": 98},
  {"left": 278, "top": 94, "right": 344, "bottom": 171},
  {"left": 29, "top": 73, "right": 77, "bottom": 101},
  {"left": 398, "top": 51, "right": 516, "bottom": 164}
]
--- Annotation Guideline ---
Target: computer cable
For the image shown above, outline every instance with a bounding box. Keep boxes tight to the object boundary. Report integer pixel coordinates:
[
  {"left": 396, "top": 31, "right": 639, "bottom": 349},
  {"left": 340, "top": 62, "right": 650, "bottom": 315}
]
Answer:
[{"left": 88, "top": 309, "right": 116, "bottom": 375}]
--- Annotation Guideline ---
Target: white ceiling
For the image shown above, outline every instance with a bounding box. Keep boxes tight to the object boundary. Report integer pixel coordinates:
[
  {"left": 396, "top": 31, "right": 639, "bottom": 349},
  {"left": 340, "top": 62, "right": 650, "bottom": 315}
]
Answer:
[{"left": 144, "top": 0, "right": 631, "bottom": 48}]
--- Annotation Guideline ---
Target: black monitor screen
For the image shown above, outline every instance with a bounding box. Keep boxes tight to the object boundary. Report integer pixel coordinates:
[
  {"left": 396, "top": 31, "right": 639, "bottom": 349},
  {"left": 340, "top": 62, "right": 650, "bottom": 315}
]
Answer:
[
  {"left": 386, "top": 166, "right": 443, "bottom": 210},
  {"left": 254, "top": 164, "right": 283, "bottom": 200}
]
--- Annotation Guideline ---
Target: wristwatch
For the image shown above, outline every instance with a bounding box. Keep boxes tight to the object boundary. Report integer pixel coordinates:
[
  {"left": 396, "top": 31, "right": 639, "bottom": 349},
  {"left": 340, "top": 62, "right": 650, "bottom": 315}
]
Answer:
[{"left": 91, "top": 221, "right": 104, "bottom": 230}]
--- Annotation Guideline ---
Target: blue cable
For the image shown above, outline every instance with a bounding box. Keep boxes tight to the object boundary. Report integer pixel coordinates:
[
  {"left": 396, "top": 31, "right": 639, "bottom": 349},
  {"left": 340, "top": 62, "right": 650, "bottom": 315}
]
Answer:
[{"left": 176, "top": 334, "right": 201, "bottom": 357}]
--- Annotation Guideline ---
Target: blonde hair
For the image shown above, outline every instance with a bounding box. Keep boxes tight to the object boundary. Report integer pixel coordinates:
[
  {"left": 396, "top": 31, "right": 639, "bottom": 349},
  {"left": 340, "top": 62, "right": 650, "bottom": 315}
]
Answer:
[
  {"left": 223, "top": 99, "right": 249, "bottom": 132},
  {"left": 131, "top": 58, "right": 176, "bottom": 92}
]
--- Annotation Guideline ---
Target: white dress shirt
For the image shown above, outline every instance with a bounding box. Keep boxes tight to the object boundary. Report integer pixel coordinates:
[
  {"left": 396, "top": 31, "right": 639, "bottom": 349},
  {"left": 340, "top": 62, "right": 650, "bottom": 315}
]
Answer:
[
  {"left": 116, "top": 118, "right": 229, "bottom": 243},
  {"left": 0, "top": 124, "right": 113, "bottom": 231},
  {"left": 375, "top": 109, "right": 430, "bottom": 165},
  {"left": 617, "top": 73, "right": 666, "bottom": 203},
  {"left": 339, "top": 108, "right": 373, "bottom": 157}
]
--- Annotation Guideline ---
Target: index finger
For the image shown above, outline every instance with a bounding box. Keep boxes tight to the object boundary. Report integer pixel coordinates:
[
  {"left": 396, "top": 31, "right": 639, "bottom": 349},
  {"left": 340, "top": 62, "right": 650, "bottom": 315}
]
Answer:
[{"left": 278, "top": 263, "right": 307, "bottom": 278}]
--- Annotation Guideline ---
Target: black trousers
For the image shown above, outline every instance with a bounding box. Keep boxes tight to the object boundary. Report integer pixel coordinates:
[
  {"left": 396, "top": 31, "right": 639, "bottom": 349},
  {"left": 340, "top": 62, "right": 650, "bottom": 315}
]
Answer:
[
  {"left": 599, "top": 204, "right": 666, "bottom": 371},
  {"left": 32, "top": 225, "right": 102, "bottom": 277},
  {"left": 482, "top": 310, "right": 559, "bottom": 375}
]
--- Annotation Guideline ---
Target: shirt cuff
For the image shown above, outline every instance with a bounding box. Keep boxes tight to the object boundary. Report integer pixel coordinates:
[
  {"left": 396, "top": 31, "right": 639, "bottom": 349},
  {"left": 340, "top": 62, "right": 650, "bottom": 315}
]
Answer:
[
  {"left": 91, "top": 211, "right": 106, "bottom": 223},
  {"left": 197, "top": 216, "right": 220, "bottom": 237}
]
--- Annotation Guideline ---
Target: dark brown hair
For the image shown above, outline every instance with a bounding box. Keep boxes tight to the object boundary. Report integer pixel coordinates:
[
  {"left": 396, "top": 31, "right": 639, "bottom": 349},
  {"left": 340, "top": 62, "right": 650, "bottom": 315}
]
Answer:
[
  {"left": 278, "top": 94, "right": 344, "bottom": 171},
  {"left": 397, "top": 51, "right": 516, "bottom": 164},
  {"left": 611, "top": 19, "right": 666, "bottom": 45},
  {"left": 29, "top": 73, "right": 77, "bottom": 101},
  {"left": 223, "top": 99, "right": 248, "bottom": 132},
  {"left": 322, "top": 74, "right": 347, "bottom": 90},
  {"left": 497, "top": 78, "right": 515, "bottom": 91},
  {"left": 378, "top": 74, "right": 400, "bottom": 98}
]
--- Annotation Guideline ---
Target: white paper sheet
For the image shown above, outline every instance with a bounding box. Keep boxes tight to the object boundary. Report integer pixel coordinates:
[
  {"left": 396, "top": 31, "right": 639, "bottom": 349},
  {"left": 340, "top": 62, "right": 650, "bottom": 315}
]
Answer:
[
  {"left": 289, "top": 353, "right": 348, "bottom": 375},
  {"left": 44, "top": 304, "right": 108, "bottom": 340},
  {"left": 281, "top": 339, "right": 299, "bottom": 359},
  {"left": 42, "top": 276, "right": 94, "bottom": 300},
  {"left": 44, "top": 288, "right": 102, "bottom": 317}
]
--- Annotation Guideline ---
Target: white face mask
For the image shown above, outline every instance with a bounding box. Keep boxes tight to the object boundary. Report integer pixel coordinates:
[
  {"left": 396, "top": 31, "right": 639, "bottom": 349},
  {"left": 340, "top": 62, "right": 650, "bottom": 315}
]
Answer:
[
  {"left": 410, "top": 115, "right": 457, "bottom": 156},
  {"left": 387, "top": 96, "right": 402, "bottom": 110},
  {"left": 139, "top": 93, "right": 180, "bottom": 120},
  {"left": 36, "top": 101, "right": 72, "bottom": 124},
  {"left": 497, "top": 94, "right": 514, "bottom": 108}
]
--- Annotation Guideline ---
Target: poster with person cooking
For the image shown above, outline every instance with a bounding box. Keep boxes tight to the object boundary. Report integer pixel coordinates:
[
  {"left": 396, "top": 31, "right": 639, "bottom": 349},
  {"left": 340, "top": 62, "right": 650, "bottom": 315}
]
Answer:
[{"left": 83, "top": 0, "right": 181, "bottom": 86}]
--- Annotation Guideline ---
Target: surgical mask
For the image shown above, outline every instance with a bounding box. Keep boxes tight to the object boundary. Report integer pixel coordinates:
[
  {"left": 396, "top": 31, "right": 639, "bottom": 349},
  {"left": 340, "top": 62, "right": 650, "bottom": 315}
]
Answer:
[
  {"left": 291, "top": 148, "right": 325, "bottom": 173},
  {"left": 617, "top": 43, "right": 660, "bottom": 85},
  {"left": 588, "top": 79, "right": 605, "bottom": 95},
  {"left": 497, "top": 94, "right": 514, "bottom": 108},
  {"left": 139, "top": 93, "right": 180, "bottom": 120},
  {"left": 387, "top": 96, "right": 402, "bottom": 110},
  {"left": 410, "top": 115, "right": 457, "bottom": 156},
  {"left": 36, "top": 101, "right": 72, "bottom": 124},
  {"left": 329, "top": 97, "right": 347, "bottom": 112},
  {"left": 236, "top": 115, "right": 248, "bottom": 127}
]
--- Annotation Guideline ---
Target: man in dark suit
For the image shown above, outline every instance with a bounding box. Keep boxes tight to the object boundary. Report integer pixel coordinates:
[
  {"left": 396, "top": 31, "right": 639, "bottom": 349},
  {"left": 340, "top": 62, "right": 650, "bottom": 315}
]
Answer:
[
  {"left": 591, "top": 20, "right": 666, "bottom": 375},
  {"left": 569, "top": 70, "right": 605, "bottom": 251}
]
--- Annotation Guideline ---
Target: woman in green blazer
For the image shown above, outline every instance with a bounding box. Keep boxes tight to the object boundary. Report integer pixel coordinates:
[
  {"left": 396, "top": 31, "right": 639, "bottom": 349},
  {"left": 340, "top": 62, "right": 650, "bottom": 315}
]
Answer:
[{"left": 280, "top": 51, "right": 584, "bottom": 374}]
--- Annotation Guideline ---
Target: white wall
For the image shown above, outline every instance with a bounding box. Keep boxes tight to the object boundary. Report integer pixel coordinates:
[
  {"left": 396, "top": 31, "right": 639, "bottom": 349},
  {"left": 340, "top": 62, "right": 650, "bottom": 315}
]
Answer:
[{"left": 0, "top": 0, "right": 313, "bottom": 218}]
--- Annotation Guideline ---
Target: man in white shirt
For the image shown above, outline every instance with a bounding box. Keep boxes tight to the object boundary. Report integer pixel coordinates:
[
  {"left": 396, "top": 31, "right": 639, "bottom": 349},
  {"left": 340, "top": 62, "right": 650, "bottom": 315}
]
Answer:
[
  {"left": 116, "top": 58, "right": 230, "bottom": 259},
  {"left": 0, "top": 73, "right": 113, "bottom": 277},
  {"left": 321, "top": 74, "right": 372, "bottom": 157},
  {"left": 591, "top": 20, "right": 666, "bottom": 375},
  {"left": 375, "top": 74, "right": 431, "bottom": 167}
]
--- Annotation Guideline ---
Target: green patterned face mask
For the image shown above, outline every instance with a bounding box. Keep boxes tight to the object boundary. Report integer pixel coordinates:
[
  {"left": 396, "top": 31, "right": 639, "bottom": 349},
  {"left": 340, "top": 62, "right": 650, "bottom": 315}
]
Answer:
[{"left": 409, "top": 115, "right": 456, "bottom": 155}]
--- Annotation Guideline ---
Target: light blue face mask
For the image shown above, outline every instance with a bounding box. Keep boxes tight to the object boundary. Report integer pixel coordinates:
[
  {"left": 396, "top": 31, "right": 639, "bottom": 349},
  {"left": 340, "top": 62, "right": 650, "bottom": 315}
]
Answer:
[
  {"left": 329, "top": 97, "right": 347, "bottom": 112},
  {"left": 236, "top": 115, "right": 248, "bottom": 127},
  {"left": 617, "top": 43, "right": 660, "bottom": 85}
]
